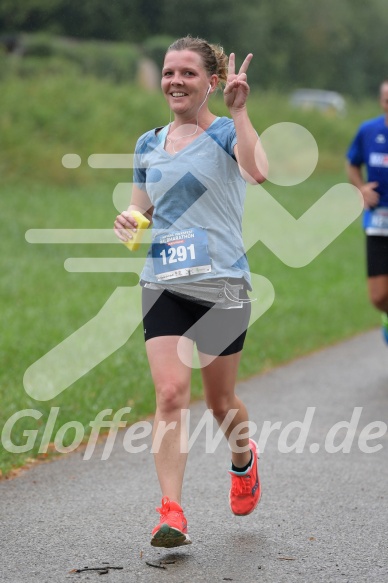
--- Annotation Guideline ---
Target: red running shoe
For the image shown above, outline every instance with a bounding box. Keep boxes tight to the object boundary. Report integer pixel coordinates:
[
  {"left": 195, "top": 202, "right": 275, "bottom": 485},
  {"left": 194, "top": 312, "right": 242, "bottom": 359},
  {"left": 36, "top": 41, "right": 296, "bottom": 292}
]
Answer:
[
  {"left": 229, "top": 439, "right": 261, "bottom": 516},
  {"left": 151, "top": 496, "right": 192, "bottom": 548}
]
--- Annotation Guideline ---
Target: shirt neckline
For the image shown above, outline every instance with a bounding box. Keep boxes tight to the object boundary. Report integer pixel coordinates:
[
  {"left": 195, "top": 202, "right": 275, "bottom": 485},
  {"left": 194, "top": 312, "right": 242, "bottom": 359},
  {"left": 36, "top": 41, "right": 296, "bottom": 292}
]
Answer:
[{"left": 157, "top": 117, "right": 220, "bottom": 156}]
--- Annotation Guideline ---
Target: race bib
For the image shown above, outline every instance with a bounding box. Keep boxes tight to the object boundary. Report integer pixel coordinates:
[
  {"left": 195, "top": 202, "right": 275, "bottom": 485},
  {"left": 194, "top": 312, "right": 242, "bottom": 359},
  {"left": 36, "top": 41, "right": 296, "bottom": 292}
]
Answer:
[
  {"left": 364, "top": 207, "right": 388, "bottom": 236},
  {"left": 152, "top": 227, "right": 212, "bottom": 280}
]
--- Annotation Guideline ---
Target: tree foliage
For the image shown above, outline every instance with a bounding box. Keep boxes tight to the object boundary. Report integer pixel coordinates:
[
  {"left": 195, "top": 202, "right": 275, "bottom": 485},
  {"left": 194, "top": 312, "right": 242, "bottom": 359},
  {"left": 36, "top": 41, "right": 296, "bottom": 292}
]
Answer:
[{"left": 1, "top": 0, "right": 387, "bottom": 95}]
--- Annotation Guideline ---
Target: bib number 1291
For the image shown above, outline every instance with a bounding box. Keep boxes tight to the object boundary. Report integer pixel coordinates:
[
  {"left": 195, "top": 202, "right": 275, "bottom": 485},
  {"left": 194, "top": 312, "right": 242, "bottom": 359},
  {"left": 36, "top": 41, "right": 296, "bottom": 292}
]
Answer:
[
  {"left": 160, "top": 243, "right": 195, "bottom": 265},
  {"left": 152, "top": 227, "right": 211, "bottom": 280}
]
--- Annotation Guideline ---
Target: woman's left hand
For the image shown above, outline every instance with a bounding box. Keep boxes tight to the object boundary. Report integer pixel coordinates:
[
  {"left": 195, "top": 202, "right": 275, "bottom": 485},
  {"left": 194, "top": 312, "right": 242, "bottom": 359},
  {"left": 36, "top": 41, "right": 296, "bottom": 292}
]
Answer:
[{"left": 224, "top": 53, "right": 253, "bottom": 112}]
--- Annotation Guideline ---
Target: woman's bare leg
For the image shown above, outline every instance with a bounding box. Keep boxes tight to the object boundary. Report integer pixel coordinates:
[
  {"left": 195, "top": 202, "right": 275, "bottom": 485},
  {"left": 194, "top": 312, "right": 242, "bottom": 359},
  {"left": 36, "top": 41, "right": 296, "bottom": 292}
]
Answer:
[
  {"left": 145, "top": 335, "right": 193, "bottom": 504},
  {"left": 199, "top": 351, "right": 252, "bottom": 469}
]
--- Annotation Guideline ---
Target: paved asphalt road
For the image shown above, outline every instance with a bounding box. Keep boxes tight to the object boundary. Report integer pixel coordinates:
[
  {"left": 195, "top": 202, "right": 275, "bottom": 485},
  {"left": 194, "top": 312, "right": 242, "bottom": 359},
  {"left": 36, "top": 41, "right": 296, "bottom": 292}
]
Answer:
[{"left": 1, "top": 330, "right": 387, "bottom": 583}]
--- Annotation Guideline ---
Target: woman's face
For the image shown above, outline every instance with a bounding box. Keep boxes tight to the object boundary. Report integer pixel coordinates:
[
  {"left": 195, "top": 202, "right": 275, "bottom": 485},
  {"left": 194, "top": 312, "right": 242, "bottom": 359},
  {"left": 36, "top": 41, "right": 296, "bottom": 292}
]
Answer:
[{"left": 161, "top": 50, "right": 214, "bottom": 117}]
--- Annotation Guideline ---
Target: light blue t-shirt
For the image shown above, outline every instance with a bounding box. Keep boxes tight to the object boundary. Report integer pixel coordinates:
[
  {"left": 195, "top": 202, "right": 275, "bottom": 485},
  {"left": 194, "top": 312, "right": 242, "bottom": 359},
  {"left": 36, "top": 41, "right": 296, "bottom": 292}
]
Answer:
[{"left": 133, "top": 116, "right": 251, "bottom": 287}]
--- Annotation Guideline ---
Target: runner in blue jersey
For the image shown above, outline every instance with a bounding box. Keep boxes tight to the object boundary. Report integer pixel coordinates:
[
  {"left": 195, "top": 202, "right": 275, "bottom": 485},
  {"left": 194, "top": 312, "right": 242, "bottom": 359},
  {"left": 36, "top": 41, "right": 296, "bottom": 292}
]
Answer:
[
  {"left": 346, "top": 80, "right": 388, "bottom": 344},
  {"left": 114, "top": 36, "right": 268, "bottom": 547}
]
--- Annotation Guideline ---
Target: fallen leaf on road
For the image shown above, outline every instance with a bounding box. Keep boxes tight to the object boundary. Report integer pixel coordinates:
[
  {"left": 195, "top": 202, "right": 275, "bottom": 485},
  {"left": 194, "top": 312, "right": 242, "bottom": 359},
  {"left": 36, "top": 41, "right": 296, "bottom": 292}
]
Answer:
[
  {"left": 69, "top": 566, "right": 124, "bottom": 574},
  {"left": 145, "top": 561, "right": 166, "bottom": 569}
]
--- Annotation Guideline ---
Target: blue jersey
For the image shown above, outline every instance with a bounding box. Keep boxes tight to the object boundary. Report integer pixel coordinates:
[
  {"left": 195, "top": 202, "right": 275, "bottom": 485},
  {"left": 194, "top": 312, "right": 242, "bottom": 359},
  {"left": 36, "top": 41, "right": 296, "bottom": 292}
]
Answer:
[
  {"left": 347, "top": 115, "right": 388, "bottom": 208},
  {"left": 133, "top": 116, "right": 251, "bottom": 286}
]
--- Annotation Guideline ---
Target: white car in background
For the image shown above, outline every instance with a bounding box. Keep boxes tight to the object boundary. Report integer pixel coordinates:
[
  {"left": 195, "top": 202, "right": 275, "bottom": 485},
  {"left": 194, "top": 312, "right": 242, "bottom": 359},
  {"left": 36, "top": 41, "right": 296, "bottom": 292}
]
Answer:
[{"left": 290, "top": 89, "right": 346, "bottom": 116}]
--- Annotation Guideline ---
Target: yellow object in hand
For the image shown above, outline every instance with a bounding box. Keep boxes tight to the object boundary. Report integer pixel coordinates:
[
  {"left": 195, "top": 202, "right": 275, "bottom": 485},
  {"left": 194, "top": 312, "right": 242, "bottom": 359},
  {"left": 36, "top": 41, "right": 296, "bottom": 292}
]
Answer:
[{"left": 122, "top": 210, "right": 150, "bottom": 251}]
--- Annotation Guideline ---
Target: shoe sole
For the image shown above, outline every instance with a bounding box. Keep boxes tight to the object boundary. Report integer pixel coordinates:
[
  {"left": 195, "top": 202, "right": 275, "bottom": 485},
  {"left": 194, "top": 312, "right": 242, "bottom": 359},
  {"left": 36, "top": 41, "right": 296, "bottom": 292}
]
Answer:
[{"left": 151, "top": 524, "right": 192, "bottom": 548}]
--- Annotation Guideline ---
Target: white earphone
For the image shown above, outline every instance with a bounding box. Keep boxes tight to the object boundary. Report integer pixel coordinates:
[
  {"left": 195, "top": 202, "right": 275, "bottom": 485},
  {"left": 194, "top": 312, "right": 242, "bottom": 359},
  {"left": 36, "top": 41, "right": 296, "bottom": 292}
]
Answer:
[{"left": 206, "top": 84, "right": 212, "bottom": 97}]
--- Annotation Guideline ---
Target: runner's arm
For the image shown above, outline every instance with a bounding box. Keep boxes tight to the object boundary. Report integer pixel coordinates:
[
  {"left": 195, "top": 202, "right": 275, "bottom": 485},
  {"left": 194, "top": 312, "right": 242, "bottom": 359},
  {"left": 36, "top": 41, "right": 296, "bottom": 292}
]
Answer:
[
  {"left": 346, "top": 162, "right": 379, "bottom": 209},
  {"left": 114, "top": 185, "right": 154, "bottom": 242}
]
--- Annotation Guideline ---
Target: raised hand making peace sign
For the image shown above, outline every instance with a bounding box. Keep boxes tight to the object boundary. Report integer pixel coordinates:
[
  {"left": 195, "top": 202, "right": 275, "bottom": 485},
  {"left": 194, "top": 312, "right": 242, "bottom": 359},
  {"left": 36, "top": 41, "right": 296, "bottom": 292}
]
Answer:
[{"left": 224, "top": 52, "right": 253, "bottom": 111}]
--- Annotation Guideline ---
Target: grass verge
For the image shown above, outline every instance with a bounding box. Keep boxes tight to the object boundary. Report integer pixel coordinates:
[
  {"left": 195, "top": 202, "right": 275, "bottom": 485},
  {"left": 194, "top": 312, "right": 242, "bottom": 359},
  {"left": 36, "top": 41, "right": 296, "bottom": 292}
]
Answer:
[
  {"left": 0, "top": 74, "right": 380, "bottom": 476},
  {"left": 0, "top": 172, "right": 377, "bottom": 477}
]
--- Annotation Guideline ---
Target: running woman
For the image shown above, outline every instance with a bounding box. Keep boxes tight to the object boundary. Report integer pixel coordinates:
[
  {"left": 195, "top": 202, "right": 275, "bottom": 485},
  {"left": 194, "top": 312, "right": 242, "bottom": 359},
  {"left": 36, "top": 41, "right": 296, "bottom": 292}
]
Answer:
[
  {"left": 346, "top": 80, "right": 388, "bottom": 344},
  {"left": 114, "top": 36, "right": 268, "bottom": 547}
]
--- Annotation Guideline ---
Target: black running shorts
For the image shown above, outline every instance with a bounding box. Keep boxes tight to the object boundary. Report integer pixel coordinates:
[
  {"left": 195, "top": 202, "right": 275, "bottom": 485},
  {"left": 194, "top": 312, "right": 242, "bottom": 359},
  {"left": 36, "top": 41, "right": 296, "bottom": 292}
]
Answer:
[
  {"left": 142, "top": 286, "right": 251, "bottom": 356},
  {"left": 366, "top": 235, "right": 388, "bottom": 277}
]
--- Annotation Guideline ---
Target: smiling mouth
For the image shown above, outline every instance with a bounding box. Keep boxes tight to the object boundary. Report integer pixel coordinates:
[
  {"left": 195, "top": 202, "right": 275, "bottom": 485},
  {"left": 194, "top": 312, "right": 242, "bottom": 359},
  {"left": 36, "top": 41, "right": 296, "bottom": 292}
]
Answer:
[{"left": 171, "top": 92, "right": 187, "bottom": 97}]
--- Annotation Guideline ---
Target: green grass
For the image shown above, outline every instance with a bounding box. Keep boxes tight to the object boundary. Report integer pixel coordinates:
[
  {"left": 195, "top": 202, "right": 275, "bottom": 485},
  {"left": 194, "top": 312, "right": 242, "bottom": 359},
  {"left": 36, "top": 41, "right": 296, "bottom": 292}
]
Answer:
[
  {"left": 242, "top": 173, "right": 377, "bottom": 376},
  {"left": 0, "top": 73, "right": 380, "bottom": 477}
]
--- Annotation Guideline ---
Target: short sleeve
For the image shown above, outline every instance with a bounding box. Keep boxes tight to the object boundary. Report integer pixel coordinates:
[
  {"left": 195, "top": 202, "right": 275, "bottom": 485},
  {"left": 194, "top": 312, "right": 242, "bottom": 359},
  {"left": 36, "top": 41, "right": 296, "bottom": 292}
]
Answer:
[
  {"left": 347, "top": 126, "right": 365, "bottom": 166},
  {"left": 228, "top": 125, "right": 238, "bottom": 157},
  {"left": 227, "top": 121, "right": 259, "bottom": 161},
  {"left": 133, "top": 139, "right": 147, "bottom": 191}
]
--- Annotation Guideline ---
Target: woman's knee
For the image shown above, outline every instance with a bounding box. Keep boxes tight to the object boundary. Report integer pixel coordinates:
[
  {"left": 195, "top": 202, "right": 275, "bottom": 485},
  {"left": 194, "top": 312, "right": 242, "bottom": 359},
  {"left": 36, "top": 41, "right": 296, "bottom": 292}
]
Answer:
[
  {"left": 206, "top": 396, "right": 235, "bottom": 422},
  {"left": 155, "top": 381, "right": 189, "bottom": 414}
]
